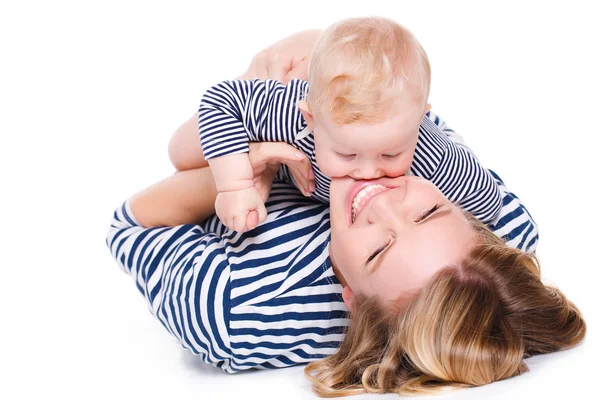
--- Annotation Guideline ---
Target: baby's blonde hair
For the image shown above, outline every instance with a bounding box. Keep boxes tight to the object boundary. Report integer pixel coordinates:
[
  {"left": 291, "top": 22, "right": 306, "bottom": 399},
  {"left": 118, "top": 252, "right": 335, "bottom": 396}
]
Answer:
[{"left": 307, "top": 17, "right": 431, "bottom": 124}]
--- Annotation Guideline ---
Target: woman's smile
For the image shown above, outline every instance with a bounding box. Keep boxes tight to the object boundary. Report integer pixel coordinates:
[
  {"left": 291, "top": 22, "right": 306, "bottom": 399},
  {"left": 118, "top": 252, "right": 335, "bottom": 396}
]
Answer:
[
  {"left": 351, "top": 184, "right": 389, "bottom": 223},
  {"left": 344, "top": 178, "right": 409, "bottom": 226}
]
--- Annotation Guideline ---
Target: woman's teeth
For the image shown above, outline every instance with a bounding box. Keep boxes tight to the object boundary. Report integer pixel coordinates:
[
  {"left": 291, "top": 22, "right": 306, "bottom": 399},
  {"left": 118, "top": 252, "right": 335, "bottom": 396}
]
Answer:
[{"left": 351, "top": 184, "right": 388, "bottom": 223}]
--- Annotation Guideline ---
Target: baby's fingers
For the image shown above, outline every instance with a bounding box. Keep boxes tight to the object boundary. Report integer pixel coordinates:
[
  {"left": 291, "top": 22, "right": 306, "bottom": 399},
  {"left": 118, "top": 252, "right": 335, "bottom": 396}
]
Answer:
[
  {"left": 257, "top": 203, "right": 268, "bottom": 223},
  {"left": 232, "top": 215, "right": 248, "bottom": 233},
  {"left": 246, "top": 203, "right": 267, "bottom": 231},
  {"left": 217, "top": 209, "right": 235, "bottom": 231},
  {"left": 246, "top": 210, "right": 259, "bottom": 230}
]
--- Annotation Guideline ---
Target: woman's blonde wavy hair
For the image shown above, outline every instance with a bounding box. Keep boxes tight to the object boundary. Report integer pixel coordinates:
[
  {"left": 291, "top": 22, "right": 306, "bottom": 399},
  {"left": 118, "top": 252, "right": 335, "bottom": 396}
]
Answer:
[
  {"left": 305, "top": 213, "right": 586, "bottom": 397},
  {"left": 307, "top": 16, "right": 431, "bottom": 124}
]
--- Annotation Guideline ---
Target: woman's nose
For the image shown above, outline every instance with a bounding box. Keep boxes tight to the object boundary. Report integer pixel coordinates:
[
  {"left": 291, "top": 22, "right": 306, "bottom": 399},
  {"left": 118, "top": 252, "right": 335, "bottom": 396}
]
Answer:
[{"left": 367, "top": 186, "right": 408, "bottom": 225}]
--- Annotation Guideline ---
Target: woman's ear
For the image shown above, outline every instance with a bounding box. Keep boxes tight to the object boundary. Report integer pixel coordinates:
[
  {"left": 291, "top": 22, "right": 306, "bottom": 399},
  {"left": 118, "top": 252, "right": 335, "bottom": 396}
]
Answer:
[
  {"left": 423, "top": 102, "right": 432, "bottom": 116},
  {"left": 342, "top": 286, "right": 356, "bottom": 314},
  {"left": 297, "top": 101, "right": 315, "bottom": 131}
]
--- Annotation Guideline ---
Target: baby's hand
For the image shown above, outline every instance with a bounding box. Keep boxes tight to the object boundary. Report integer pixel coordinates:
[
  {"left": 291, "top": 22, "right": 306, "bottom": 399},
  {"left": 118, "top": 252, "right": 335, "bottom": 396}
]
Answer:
[{"left": 215, "top": 187, "right": 267, "bottom": 232}]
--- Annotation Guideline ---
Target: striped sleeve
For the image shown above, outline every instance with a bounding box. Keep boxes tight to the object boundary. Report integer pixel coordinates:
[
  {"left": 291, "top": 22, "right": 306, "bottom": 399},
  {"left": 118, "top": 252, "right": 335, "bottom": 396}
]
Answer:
[
  {"left": 488, "top": 171, "right": 539, "bottom": 253},
  {"left": 426, "top": 110, "right": 538, "bottom": 252},
  {"left": 415, "top": 117, "right": 502, "bottom": 223},
  {"left": 426, "top": 110, "right": 469, "bottom": 150},
  {"left": 198, "top": 79, "right": 308, "bottom": 159},
  {"left": 106, "top": 200, "right": 234, "bottom": 372}
]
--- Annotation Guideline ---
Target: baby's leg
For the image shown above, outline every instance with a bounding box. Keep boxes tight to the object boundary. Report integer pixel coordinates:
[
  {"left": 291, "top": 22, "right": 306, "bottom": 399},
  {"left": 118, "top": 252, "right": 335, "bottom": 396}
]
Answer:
[{"left": 168, "top": 112, "right": 208, "bottom": 171}]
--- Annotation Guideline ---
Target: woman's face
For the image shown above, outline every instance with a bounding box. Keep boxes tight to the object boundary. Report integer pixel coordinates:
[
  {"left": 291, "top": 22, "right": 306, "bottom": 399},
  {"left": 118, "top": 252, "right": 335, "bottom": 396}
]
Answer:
[{"left": 329, "top": 175, "right": 476, "bottom": 308}]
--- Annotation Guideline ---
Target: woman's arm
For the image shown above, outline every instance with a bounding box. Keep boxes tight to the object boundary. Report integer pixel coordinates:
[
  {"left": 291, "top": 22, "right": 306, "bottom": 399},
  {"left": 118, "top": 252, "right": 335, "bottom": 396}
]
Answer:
[
  {"left": 106, "top": 182, "right": 232, "bottom": 372},
  {"left": 167, "top": 112, "right": 207, "bottom": 171},
  {"left": 131, "top": 142, "right": 312, "bottom": 228},
  {"left": 237, "top": 29, "right": 322, "bottom": 83},
  {"left": 168, "top": 29, "right": 323, "bottom": 172},
  {"left": 130, "top": 166, "right": 217, "bottom": 228}
]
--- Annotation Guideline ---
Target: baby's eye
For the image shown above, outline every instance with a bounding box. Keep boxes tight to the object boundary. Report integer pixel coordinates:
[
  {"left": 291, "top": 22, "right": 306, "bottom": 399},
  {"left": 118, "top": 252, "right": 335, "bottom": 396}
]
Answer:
[
  {"left": 336, "top": 152, "right": 356, "bottom": 159},
  {"left": 382, "top": 153, "right": 401, "bottom": 159}
]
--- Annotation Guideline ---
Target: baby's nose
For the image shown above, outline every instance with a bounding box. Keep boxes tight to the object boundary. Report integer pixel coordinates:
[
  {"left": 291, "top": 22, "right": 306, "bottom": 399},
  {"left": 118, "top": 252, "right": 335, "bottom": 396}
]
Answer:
[{"left": 351, "top": 164, "right": 383, "bottom": 180}]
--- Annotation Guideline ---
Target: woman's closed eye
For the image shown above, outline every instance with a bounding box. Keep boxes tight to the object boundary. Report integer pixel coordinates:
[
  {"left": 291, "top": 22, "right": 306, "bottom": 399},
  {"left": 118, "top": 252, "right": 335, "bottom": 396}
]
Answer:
[
  {"left": 366, "top": 238, "right": 392, "bottom": 265},
  {"left": 366, "top": 204, "right": 444, "bottom": 267},
  {"left": 416, "top": 203, "right": 441, "bottom": 222}
]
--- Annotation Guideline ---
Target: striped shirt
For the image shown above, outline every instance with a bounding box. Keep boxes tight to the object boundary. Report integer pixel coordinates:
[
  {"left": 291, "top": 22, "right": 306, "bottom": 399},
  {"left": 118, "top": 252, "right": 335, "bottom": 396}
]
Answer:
[
  {"left": 107, "top": 184, "right": 345, "bottom": 373},
  {"left": 198, "top": 79, "right": 502, "bottom": 223},
  {"left": 106, "top": 174, "right": 537, "bottom": 374}
]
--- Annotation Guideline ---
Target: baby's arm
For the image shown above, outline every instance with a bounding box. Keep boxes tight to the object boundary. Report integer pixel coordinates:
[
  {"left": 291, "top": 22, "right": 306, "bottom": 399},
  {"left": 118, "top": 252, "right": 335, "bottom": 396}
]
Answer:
[
  {"left": 417, "top": 117, "right": 502, "bottom": 223},
  {"left": 169, "top": 29, "right": 321, "bottom": 172},
  {"left": 168, "top": 80, "right": 306, "bottom": 172},
  {"left": 425, "top": 111, "right": 538, "bottom": 252},
  {"left": 209, "top": 153, "right": 266, "bottom": 232},
  {"left": 198, "top": 79, "right": 310, "bottom": 231},
  {"left": 437, "top": 144, "right": 502, "bottom": 223},
  {"left": 198, "top": 79, "right": 308, "bottom": 157}
]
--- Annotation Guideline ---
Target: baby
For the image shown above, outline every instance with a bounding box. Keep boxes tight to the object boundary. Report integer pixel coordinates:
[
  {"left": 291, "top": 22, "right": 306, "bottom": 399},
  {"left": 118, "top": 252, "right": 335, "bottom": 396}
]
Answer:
[{"left": 198, "top": 17, "right": 501, "bottom": 232}]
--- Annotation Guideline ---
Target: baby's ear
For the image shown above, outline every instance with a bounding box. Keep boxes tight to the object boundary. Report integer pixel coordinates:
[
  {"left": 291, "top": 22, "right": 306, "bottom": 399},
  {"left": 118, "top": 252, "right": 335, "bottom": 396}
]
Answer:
[
  {"left": 342, "top": 286, "right": 356, "bottom": 314},
  {"left": 297, "top": 101, "right": 315, "bottom": 130}
]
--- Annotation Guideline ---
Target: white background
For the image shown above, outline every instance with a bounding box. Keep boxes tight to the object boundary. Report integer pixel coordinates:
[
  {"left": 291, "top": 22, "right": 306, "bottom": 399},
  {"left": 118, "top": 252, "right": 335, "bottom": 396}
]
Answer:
[{"left": 1, "top": 1, "right": 599, "bottom": 399}]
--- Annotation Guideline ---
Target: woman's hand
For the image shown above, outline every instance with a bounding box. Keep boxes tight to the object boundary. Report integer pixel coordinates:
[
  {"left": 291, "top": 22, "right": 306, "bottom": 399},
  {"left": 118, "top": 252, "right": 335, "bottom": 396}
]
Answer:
[
  {"left": 244, "top": 142, "right": 315, "bottom": 229},
  {"left": 237, "top": 29, "right": 323, "bottom": 84},
  {"left": 131, "top": 142, "right": 314, "bottom": 229},
  {"left": 248, "top": 142, "right": 315, "bottom": 202}
]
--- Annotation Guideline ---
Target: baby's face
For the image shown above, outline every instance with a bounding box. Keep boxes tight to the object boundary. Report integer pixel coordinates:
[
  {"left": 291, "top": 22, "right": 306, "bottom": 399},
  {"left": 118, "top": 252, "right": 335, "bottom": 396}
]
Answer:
[{"left": 313, "top": 102, "right": 428, "bottom": 180}]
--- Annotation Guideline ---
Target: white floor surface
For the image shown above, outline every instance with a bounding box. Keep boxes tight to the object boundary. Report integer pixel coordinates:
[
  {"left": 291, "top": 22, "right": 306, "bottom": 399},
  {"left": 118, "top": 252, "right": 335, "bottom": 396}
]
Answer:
[{"left": 1, "top": 1, "right": 598, "bottom": 399}]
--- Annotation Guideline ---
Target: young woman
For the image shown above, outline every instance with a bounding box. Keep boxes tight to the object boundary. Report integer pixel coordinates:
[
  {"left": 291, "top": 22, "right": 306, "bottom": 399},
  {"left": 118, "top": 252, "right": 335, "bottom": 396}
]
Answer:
[
  {"left": 107, "top": 139, "right": 584, "bottom": 396},
  {"left": 107, "top": 31, "right": 585, "bottom": 396}
]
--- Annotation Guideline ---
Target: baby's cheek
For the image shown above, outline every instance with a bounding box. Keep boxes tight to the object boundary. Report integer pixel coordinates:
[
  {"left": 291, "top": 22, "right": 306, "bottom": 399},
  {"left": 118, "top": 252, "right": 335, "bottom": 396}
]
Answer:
[
  {"left": 384, "top": 158, "right": 412, "bottom": 177},
  {"left": 316, "top": 153, "right": 348, "bottom": 178}
]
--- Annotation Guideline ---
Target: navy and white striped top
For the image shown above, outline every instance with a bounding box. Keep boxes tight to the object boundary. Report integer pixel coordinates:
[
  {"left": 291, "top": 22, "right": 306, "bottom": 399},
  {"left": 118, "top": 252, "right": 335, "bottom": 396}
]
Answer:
[
  {"left": 108, "top": 98, "right": 537, "bottom": 373},
  {"left": 107, "top": 184, "right": 346, "bottom": 373},
  {"left": 106, "top": 176, "right": 537, "bottom": 374},
  {"left": 198, "top": 79, "right": 502, "bottom": 223},
  {"left": 106, "top": 173, "right": 537, "bottom": 373}
]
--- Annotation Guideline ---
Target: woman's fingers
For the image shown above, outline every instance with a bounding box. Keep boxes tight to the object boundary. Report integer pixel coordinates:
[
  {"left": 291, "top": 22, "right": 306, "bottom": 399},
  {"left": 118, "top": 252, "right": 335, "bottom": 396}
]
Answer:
[
  {"left": 248, "top": 142, "right": 315, "bottom": 196},
  {"left": 250, "top": 51, "right": 269, "bottom": 80},
  {"left": 288, "top": 161, "right": 314, "bottom": 196},
  {"left": 272, "top": 144, "right": 314, "bottom": 196},
  {"left": 264, "top": 143, "right": 311, "bottom": 175},
  {"left": 290, "top": 168, "right": 310, "bottom": 196},
  {"left": 283, "top": 57, "right": 309, "bottom": 84},
  {"left": 253, "top": 51, "right": 293, "bottom": 83},
  {"left": 266, "top": 54, "right": 293, "bottom": 83}
]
